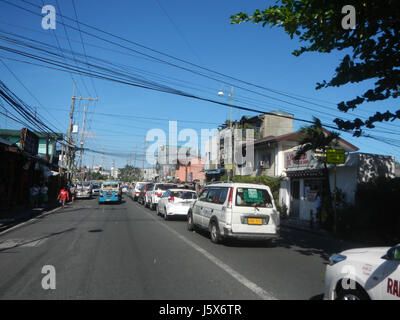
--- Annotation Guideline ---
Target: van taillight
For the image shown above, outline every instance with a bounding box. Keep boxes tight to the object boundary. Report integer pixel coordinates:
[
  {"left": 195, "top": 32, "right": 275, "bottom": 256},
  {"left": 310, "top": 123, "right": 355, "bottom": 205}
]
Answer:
[{"left": 227, "top": 187, "right": 233, "bottom": 209}]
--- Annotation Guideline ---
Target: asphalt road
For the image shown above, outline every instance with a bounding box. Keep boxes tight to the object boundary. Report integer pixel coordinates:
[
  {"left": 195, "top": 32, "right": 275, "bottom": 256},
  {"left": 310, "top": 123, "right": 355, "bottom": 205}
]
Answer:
[{"left": 0, "top": 195, "right": 357, "bottom": 300}]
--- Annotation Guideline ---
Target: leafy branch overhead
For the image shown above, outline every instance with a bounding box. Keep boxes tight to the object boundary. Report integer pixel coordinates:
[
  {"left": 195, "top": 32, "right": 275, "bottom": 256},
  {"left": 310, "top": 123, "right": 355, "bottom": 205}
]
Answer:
[{"left": 231, "top": 0, "right": 400, "bottom": 136}]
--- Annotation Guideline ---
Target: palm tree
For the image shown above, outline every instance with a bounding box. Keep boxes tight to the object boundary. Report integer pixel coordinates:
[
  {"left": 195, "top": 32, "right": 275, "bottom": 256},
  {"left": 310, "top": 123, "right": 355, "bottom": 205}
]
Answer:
[{"left": 294, "top": 117, "right": 340, "bottom": 229}]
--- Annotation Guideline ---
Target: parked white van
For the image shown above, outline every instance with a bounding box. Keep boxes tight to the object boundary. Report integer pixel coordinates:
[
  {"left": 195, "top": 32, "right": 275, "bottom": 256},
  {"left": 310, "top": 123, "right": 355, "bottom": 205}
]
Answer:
[{"left": 187, "top": 183, "right": 280, "bottom": 244}]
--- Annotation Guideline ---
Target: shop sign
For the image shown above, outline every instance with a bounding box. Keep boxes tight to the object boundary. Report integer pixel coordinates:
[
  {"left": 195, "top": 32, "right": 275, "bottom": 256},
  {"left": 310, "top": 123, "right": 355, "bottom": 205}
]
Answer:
[
  {"left": 326, "top": 149, "right": 345, "bottom": 164},
  {"left": 20, "top": 128, "right": 39, "bottom": 155},
  {"left": 285, "top": 150, "right": 312, "bottom": 168}
]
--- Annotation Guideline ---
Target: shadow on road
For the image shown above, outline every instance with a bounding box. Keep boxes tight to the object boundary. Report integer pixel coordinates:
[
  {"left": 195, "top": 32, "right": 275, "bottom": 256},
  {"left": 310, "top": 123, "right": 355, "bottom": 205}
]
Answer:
[{"left": 276, "top": 229, "right": 359, "bottom": 263}]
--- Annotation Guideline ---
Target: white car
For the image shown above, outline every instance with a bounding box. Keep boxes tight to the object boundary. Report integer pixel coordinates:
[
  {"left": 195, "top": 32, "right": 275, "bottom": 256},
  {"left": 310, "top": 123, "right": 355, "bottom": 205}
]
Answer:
[
  {"left": 187, "top": 183, "right": 280, "bottom": 244},
  {"left": 156, "top": 189, "right": 198, "bottom": 220},
  {"left": 75, "top": 181, "right": 92, "bottom": 199},
  {"left": 324, "top": 244, "right": 400, "bottom": 300},
  {"left": 131, "top": 182, "right": 147, "bottom": 201},
  {"left": 146, "top": 183, "right": 178, "bottom": 210}
]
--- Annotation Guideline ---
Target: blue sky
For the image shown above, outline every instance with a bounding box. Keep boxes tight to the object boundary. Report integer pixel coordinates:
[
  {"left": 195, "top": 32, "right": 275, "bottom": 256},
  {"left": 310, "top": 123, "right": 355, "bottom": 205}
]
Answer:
[{"left": 0, "top": 0, "right": 399, "bottom": 169}]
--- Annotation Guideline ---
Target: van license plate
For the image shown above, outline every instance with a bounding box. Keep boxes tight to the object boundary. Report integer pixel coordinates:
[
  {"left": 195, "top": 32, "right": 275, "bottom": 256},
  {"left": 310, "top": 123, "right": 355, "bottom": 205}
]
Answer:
[{"left": 248, "top": 218, "right": 262, "bottom": 225}]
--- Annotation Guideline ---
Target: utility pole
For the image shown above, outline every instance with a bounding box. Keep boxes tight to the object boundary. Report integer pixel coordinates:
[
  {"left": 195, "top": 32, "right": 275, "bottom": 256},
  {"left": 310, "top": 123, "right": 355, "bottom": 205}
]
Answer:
[
  {"left": 65, "top": 85, "right": 97, "bottom": 181},
  {"left": 142, "top": 138, "right": 146, "bottom": 179},
  {"left": 134, "top": 144, "right": 137, "bottom": 168},
  {"left": 230, "top": 87, "right": 235, "bottom": 179},
  {"left": 78, "top": 103, "right": 87, "bottom": 176},
  {"left": 101, "top": 145, "right": 104, "bottom": 170}
]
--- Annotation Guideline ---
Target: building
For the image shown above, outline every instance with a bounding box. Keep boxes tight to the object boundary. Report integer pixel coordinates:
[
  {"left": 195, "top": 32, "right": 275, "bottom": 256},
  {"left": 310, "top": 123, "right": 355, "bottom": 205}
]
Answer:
[
  {"left": 0, "top": 129, "right": 64, "bottom": 165},
  {"left": 280, "top": 151, "right": 395, "bottom": 221},
  {"left": 174, "top": 157, "right": 206, "bottom": 183},
  {"left": 203, "top": 111, "right": 295, "bottom": 180},
  {"left": 142, "top": 168, "right": 157, "bottom": 181},
  {"left": 156, "top": 145, "right": 192, "bottom": 181},
  {"left": 110, "top": 163, "right": 120, "bottom": 180},
  {"left": 0, "top": 129, "right": 67, "bottom": 209}
]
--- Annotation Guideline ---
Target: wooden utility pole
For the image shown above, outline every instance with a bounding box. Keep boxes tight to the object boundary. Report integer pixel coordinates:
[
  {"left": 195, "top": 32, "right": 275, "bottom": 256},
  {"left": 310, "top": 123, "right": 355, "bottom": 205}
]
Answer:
[
  {"left": 142, "top": 138, "right": 146, "bottom": 179},
  {"left": 65, "top": 91, "right": 97, "bottom": 180}
]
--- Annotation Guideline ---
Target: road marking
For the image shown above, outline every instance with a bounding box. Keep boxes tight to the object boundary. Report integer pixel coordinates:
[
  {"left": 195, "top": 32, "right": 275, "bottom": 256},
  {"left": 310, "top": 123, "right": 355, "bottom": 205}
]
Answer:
[{"left": 137, "top": 203, "right": 277, "bottom": 300}]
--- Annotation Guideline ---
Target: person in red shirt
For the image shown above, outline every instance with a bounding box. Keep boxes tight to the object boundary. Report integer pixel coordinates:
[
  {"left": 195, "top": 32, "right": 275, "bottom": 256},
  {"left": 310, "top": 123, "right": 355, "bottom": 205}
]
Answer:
[{"left": 57, "top": 187, "right": 69, "bottom": 208}]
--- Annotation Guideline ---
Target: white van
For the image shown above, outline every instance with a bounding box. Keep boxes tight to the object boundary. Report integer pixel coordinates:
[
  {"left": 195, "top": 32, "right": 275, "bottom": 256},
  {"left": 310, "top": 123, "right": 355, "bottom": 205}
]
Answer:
[{"left": 187, "top": 183, "right": 280, "bottom": 243}]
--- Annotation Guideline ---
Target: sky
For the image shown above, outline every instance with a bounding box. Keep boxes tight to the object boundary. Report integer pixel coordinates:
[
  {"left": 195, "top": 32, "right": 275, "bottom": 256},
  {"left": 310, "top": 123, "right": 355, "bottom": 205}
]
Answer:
[{"left": 0, "top": 0, "right": 399, "bottom": 169}]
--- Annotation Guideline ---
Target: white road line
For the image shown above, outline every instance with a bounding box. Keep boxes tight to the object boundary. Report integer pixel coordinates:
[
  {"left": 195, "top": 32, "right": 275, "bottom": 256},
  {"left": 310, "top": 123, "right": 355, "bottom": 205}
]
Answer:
[
  {"left": 137, "top": 203, "right": 277, "bottom": 300},
  {"left": 0, "top": 206, "right": 62, "bottom": 237}
]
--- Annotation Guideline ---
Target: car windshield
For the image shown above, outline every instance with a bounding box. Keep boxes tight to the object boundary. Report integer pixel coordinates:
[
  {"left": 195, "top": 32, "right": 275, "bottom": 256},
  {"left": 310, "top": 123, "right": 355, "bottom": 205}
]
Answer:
[
  {"left": 171, "top": 191, "right": 197, "bottom": 199},
  {"left": 103, "top": 184, "right": 119, "bottom": 189},
  {"left": 235, "top": 188, "right": 273, "bottom": 208}
]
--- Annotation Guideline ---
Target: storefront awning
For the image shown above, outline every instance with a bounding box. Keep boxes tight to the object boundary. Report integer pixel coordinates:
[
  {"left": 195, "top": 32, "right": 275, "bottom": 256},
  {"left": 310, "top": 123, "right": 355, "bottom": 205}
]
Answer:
[
  {"left": 206, "top": 169, "right": 224, "bottom": 175},
  {"left": 286, "top": 169, "right": 324, "bottom": 178}
]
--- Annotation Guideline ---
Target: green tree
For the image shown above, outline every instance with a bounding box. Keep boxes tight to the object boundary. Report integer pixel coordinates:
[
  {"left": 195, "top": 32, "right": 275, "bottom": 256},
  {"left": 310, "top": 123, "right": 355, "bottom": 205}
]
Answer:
[
  {"left": 118, "top": 165, "right": 141, "bottom": 182},
  {"left": 294, "top": 117, "right": 340, "bottom": 229},
  {"left": 231, "top": 0, "right": 400, "bottom": 136}
]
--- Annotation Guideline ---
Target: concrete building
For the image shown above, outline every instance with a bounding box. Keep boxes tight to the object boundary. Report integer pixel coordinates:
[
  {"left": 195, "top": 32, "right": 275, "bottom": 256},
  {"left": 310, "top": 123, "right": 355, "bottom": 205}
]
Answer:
[
  {"left": 280, "top": 151, "right": 395, "bottom": 221},
  {"left": 174, "top": 157, "right": 206, "bottom": 183},
  {"left": 156, "top": 145, "right": 192, "bottom": 181}
]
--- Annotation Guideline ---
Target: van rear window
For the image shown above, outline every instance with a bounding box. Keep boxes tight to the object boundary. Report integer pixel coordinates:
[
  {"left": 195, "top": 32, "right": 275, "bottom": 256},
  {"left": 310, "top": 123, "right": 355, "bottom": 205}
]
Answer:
[{"left": 235, "top": 188, "right": 273, "bottom": 208}]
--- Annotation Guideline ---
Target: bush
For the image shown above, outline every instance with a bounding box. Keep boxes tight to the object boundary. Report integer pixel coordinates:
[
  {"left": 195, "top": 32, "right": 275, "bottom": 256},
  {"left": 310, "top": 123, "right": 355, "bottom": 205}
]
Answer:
[{"left": 219, "top": 175, "right": 283, "bottom": 202}]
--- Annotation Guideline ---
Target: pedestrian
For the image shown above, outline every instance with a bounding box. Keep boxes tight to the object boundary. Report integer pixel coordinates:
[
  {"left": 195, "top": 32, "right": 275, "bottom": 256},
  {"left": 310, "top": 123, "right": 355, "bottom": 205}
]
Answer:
[
  {"left": 40, "top": 183, "right": 48, "bottom": 208},
  {"left": 29, "top": 184, "right": 40, "bottom": 208},
  {"left": 57, "top": 186, "right": 69, "bottom": 208},
  {"left": 69, "top": 184, "right": 76, "bottom": 203},
  {"left": 315, "top": 192, "right": 322, "bottom": 226}
]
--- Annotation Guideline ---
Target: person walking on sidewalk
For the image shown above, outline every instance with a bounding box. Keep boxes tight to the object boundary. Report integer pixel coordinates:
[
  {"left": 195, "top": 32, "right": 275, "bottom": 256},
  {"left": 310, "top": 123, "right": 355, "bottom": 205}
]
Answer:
[
  {"left": 40, "top": 183, "right": 48, "bottom": 208},
  {"left": 57, "top": 186, "right": 69, "bottom": 208},
  {"left": 29, "top": 184, "right": 40, "bottom": 208},
  {"left": 69, "top": 184, "right": 76, "bottom": 203}
]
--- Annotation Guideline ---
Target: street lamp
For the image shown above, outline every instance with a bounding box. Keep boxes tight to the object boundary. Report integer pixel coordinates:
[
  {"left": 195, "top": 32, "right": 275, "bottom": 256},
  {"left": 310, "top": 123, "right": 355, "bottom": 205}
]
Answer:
[{"left": 218, "top": 86, "right": 234, "bottom": 182}]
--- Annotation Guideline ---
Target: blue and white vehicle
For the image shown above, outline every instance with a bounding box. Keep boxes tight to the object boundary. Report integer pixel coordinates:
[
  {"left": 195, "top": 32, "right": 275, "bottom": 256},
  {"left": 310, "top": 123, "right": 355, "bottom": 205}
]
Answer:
[{"left": 98, "top": 181, "right": 121, "bottom": 204}]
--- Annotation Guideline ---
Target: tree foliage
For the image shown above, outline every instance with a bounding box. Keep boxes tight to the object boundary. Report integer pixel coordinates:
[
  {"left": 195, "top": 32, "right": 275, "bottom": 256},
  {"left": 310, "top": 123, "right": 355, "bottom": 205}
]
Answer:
[
  {"left": 231, "top": 0, "right": 400, "bottom": 136},
  {"left": 118, "top": 165, "right": 141, "bottom": 182},
  {"left": 295, "top": 117, "right": 340, "bottom": 160}
]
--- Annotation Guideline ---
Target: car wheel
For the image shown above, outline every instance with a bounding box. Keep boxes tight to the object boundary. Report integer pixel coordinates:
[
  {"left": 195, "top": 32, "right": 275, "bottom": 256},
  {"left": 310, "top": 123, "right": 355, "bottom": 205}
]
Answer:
[
  {"left": 164, "top": 210, "right": 169, "bottom": 221},
  {"left": 336, "top": 287, "right": 369, "bottom": 300},
  {"left": 187, "top": 212, "right": 195, "bottom": 231},
  {"left": 156, "top": 204, "right": 160, "bottom": 216},
  {"left": 210, "top": 221, "right": 221, "bottom": 244}
]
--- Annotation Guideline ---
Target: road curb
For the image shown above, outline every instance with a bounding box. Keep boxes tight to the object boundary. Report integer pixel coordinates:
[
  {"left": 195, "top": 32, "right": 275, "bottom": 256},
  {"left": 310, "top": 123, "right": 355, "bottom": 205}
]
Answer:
[{"left": 0, "top": 205, "right": 63, "bottom": 236}]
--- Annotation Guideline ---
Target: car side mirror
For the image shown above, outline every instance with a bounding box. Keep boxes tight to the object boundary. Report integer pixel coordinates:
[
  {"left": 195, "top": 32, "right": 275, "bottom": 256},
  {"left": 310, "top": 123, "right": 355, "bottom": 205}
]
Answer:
[{"left": 383, "top": 246, "right": 400, "bottom": 261}]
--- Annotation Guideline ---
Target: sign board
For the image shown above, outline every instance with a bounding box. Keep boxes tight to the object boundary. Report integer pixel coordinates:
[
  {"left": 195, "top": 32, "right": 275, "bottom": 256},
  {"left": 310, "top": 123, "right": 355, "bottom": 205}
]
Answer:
[
  {"left": 243, "top": 189, "right": 263, "bottom": 203},
  {"left": 224, "top": 164, "right": 233, "bottom": 170},
  {"left": 284, "top": 150, "right": 312, "bottom": 168},
  {"left": 20, "top": 128, "right": 39, "bottom": 155},
  {"left": 326, "top": 149, "right": 345, "bottom": 164}
]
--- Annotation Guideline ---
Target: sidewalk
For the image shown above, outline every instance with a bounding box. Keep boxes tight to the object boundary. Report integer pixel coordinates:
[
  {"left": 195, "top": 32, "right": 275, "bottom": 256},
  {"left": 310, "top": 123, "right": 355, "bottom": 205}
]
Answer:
[
  {"left": 280, "top": 217, "right": 332, "bottom": 237},
  {"left": 0, "top": 201, "right": 60, "bottom": 233}
]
